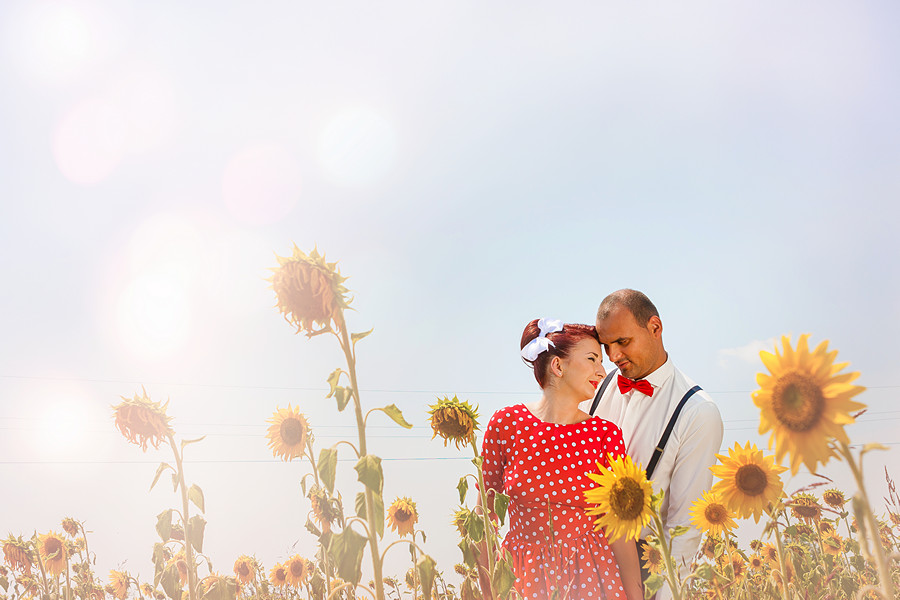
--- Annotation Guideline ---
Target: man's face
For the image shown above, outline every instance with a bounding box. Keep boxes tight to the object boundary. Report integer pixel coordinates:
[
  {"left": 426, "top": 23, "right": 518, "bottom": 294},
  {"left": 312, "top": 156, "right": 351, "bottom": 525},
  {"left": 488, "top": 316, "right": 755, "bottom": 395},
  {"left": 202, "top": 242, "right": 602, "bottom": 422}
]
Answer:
[{"left": 595, "top": 305, "right": 665, "bottom": 380}]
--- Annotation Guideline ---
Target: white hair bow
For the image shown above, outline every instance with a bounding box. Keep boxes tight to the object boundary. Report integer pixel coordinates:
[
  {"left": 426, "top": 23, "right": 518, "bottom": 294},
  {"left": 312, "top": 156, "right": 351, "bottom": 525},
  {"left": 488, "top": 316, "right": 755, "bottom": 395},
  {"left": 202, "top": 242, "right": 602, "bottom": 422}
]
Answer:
[{"left": 520, "top": 318, "right": 564, "bottom": 361}]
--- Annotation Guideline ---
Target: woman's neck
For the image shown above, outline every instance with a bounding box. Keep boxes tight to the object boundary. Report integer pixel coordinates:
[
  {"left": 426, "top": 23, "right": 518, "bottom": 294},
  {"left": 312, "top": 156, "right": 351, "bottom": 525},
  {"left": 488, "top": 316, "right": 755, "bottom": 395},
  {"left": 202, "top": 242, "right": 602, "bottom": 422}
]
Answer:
[{"left": 527, "top": 387, "right": 585, "bottom": 424}]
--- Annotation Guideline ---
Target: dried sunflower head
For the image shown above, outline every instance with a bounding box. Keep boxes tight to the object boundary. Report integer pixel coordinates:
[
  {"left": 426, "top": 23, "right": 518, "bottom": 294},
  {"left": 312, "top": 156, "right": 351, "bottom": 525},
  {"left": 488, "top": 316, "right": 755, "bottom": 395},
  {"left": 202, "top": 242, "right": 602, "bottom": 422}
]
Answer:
[
  {"left": 2, "top": 536, "right": 32, "bottom": 573},
  {"left": 427, "top": 396, "right": 479, "bottom": 449},
  {"left": 269, "top": 245, "right": 350, "bottom": 336},
  {"left": 386, "top": 497, "right": 419, "bottom": 537},
  {"left": 112, "top": 387, "right": 173, "bottom": 451}
]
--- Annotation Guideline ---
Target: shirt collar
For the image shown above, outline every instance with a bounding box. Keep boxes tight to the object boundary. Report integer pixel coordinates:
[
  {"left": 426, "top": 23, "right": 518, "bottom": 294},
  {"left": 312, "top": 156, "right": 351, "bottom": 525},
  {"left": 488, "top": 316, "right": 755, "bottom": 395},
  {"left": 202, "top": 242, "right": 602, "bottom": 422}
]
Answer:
[{"left": 640, "top": 356, "right": 674, "bottom": 391}]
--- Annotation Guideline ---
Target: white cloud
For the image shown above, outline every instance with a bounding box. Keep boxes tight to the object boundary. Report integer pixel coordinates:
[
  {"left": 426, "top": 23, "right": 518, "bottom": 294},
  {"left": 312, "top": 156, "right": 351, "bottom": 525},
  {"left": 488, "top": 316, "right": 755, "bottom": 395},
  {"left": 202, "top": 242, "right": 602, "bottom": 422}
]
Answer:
[{"left": 718, "top": 338, "right": 779, "bottom": 368}]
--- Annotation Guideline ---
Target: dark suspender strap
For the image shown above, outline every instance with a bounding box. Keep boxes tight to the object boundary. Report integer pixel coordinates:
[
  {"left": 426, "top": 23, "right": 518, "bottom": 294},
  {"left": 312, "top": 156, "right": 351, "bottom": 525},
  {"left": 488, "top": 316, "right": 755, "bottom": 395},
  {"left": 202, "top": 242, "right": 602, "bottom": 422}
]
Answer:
[
  {"left": 588, "top": 368, "right": 618, "bottom": 415},
  {"left": 645, "top": 385, "right": 701, "bottom": 479}
]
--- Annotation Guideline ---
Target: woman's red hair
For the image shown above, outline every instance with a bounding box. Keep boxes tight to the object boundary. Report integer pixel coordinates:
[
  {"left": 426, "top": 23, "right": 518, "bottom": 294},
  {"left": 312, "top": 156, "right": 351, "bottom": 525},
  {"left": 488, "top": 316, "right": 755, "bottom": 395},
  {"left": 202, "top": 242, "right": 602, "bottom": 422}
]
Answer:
[{"left": 520, "top": 319, "right": 599, "bottom": 388}]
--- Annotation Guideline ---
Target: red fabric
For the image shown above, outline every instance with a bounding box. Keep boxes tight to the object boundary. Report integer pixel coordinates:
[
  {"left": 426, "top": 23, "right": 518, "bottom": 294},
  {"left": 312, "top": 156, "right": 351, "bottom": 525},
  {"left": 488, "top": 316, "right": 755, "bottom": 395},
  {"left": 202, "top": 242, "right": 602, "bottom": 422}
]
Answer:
[
  {"left": 617, "top": 374, "right": 654, "bottom": 397},
  {"left": 481, "top": 404, "right": 628, "bottom": 599}
]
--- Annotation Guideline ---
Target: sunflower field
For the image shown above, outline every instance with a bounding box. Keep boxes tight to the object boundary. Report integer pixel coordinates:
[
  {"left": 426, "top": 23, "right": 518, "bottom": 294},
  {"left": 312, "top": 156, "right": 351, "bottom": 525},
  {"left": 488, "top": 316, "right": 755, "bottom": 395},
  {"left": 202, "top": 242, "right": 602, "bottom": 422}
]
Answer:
[{"left": 3, "top": 245, "right": 899, "bottom": 600}]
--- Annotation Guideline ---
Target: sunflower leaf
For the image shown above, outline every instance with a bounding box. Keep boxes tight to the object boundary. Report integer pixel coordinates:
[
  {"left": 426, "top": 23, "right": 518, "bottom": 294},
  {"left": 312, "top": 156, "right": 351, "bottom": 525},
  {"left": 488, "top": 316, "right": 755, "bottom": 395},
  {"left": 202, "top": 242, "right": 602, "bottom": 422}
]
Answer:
[
  {"left": 152, "top": 543, "right": 167, "bottom": 582},
  {"left": 326, "top": 369, "right": 342, "bottom": 398},
  {"left": 155, "top": 509, "right": 173, "bottom": 542},
  {"left": 188, "top": 515, "right": 206, "bottom": 553},
  {"left": 354, "top": 454, "right": 383, "bottom": 495},
  {"left": 373, "top": 492, "right": 385, "bottom": 538},
  {"left": 494, "top": 492, "right": 511, "bottom": 526},
  {"left": 351, "top": 328, "right": 374, "bottom": 346},
  {"left": 160, "top": 563, "right": 181, "bottom": 600},
  {"left": 304, "top": 518, "right": 322, "bottom": 538},
  {"left": 377, "top": 404, "right": 413, "bottom": 429},
  {"left": 491, "top": 554, "right": 517, "bottom": 599},
  {"left": 464, "top": 512, "right": 484, "bottom": 543},
  {"left": 416, "top": 554, "right": 437, "bottom": 600},
  {"left": 693, "top": 563, "right": 716, "bottom": 581},
  {"left": 188, "top": 484, "right": 205, "bottom": 513},
  {"left": 471, "top": 456, "right": 483, "bottom": 468},
  {"left": 318, "top": 448, "right": 338, "bottom": 494},
  {"left": 181, "top": 436, "right": 206, "bottom": 449},
  {"left": 1, "top": 575, "right": 8, "bottom": 592},
  {"left": 458, "top": 539, "right": 476, "bottom": 568},
  {"left": 150, "top": 462, "right": 174, "bottom": 492},
  {"left": 327, "top": 527, "right": 367, "bottom": 587},
  {"left": 861, "top": 443, "right": 889, "bottom": 455},
  {"left": 334, "top": 387, "right": 351, "bottom": 412},
  {"left": 457, "top": 477, "right": 468, "bottom": 504},
  {"left": 644, "top": 574, "right": 665, "bottom": 597},
  {"left": 669, "top": 525, "right": 690, "bottom": 538}
]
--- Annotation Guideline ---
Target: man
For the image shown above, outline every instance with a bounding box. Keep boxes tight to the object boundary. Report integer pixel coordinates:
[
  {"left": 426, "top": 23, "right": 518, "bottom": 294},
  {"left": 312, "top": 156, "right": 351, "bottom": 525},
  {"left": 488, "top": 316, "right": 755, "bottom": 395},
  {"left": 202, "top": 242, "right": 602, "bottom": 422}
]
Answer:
[{"left": 580, "top": 289, "right": 723, "bottom": 598}]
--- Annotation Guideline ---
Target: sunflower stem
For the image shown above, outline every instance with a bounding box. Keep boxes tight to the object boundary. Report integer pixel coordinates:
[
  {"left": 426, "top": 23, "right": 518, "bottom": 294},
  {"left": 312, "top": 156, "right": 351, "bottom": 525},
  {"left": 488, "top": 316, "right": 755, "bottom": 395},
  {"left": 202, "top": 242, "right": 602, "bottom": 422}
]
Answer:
[
  {"left": 650, "top": 511, "right": 683, "bottom": 600},
  {"left": 305, "top": 436, "right": 333, "bottom": 599},
  {"left": 471, "top": 432, "right": 497, "bottom": 599},
  {"left": 770, "top": 511, "right": 793, "bottom": 600},
  {"left": 837, "top": 441, "right": 895, "bottom": 600},
  {"left": 166, "top": 432, "right": 198, "bottom": 600},
  {"left": 335, "top": 312, "right": 385, "bottom": 600}
]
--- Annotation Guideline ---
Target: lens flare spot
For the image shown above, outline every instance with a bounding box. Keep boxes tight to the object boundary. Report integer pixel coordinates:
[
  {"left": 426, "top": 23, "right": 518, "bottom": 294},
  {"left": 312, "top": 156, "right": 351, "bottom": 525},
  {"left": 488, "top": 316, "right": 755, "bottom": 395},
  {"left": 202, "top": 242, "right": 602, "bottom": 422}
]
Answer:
[{"left": 7, "top": 2, "right": 94, "bottom": 84}]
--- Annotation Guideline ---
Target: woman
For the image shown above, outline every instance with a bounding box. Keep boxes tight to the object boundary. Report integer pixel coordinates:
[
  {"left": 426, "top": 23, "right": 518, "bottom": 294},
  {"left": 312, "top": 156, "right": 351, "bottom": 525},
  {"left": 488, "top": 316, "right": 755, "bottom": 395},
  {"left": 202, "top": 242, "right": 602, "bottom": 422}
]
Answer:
[{"left": 481, "top": 318, "right": 642, "bottom": 600}]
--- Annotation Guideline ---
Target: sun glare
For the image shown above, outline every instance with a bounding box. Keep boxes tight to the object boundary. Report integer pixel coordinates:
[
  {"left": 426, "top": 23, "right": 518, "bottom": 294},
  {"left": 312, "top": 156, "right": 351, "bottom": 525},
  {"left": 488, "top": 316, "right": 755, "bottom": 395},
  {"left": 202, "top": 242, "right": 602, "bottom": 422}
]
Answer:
[
  {"left": 319, "top": 106, "right": 397, "bottom": 187},
  {"left": 8, "top": 2, "right": 94, "bottom": 84},
  {"left": 116, "top": 273, "right": 191, "bottom": 359}
]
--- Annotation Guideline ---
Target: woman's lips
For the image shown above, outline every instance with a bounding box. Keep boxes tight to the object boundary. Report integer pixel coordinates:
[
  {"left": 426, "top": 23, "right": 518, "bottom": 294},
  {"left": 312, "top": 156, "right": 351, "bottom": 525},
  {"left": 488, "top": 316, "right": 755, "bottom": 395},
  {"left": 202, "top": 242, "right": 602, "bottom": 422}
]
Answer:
[{"left": 590, "top": 380, "right": 599, "bottom": 389}]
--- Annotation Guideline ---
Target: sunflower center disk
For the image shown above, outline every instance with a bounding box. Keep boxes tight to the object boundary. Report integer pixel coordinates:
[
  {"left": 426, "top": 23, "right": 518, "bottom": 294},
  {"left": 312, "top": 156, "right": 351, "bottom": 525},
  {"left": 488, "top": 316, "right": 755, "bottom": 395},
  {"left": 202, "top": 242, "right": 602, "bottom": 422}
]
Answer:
[
  {"left": 704, "top": 503, "right": 727, "bottom": 524},
  {"left": 609, "top": 477, "right": 645, "bottom": 520},
  {"left": 280, "top": 418, "right": 306, "bottom": 446},
  {"left": 395, "top": 509, "right": 412, "bottom": 522},
  {"left": 735, "top": 464, "right": 768, "bottom": 497},
  {"left": 772, "top": 372, "right": 825, "bottom": 432}
]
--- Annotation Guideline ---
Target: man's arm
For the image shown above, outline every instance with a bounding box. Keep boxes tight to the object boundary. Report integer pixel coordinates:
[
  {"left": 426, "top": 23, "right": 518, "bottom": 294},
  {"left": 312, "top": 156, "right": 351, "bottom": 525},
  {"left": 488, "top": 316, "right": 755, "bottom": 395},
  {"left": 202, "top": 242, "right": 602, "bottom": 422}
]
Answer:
[{"left": 666, "top": 400, "right": 724, "bottom": 572}]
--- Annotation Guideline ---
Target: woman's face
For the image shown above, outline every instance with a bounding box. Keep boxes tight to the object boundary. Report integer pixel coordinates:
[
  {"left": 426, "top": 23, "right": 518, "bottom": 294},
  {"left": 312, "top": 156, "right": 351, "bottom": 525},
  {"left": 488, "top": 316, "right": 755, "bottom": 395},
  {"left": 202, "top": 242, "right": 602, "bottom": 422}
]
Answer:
[{"left": 558, "top": 337, "right": 607, "bottom": 400}]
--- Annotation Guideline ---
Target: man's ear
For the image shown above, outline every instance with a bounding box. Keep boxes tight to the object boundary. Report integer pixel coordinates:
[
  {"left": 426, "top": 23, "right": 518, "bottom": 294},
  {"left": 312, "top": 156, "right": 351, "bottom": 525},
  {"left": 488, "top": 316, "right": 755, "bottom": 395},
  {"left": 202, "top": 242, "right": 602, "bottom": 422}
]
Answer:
[{"left": 647, "top": 315, "right": 663, "bottom": 338}]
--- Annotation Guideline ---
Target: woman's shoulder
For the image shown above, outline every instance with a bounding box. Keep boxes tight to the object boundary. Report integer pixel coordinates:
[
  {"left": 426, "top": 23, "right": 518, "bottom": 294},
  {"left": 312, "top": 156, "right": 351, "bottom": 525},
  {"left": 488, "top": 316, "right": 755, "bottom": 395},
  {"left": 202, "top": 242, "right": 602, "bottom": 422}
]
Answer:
[
  {"left": 487, "top": 403, "right": 529, "bottom": 426},
  {"left": 581, "top": 416, "right": 624, "bottom": 435}
]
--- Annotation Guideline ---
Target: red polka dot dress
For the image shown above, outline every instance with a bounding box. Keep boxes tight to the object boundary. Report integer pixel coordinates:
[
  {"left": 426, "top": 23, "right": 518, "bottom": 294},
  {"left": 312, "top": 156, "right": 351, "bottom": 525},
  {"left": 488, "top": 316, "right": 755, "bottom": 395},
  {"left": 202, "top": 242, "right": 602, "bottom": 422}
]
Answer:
[{"left": 481, "top": 404, "right": 627, "bottom": 600}]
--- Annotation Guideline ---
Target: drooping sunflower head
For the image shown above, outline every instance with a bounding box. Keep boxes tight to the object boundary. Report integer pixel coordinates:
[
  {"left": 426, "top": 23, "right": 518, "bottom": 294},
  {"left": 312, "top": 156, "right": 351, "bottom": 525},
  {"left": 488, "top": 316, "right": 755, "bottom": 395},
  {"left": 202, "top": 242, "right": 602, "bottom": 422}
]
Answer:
[
  {"left": 710, "top": 441, "right": 787, "bottom": 522},
  {"left": 266, "top": 405, "right": 310, "bottom": 461},
  {"left": 168, "top": 551, "right": 188, "bottom": 586},
  {"left": 232, "top": 555, "right": 256, "bottom": 585},
  {"left": 387, "top": 497, "right": 419, "bottom": 537},
  {"left": 2, "top": 536, "right": 33, "bottom": 573},
  {"left": 108, "top": 570, "right": 128, "bottom": 600},
  {"left": 269, "top": 245, "right": 350, "bottom": 336},
  {"left": 761, "top": 543, "right": 779, "bottom": 567},
  {"left": 822, "top": 531, "right": 843, "bottom": 556},
  {"left": 585, "top": 453, "right": 654, "bottom": 542},
  {"left": 269, "top": 564, "right": 287, "bottom": 588},
  {"left": 284, "top": 555, "right": 309, "bottom": 587},
  {"left": 38, "top": 532, "right": 67, "bottom": 576},
  {"left": 451, "top": 506, "right": 472, "bottom": 537},
  {"left": 752, "top": 335, "right": 866, "bottom": 475},
  {"left": 639, "top": 541, "right": 664, "bottom": 574},
  {"left": 308, "top": 484, "right": 340, "bottom": 533},
  {"left": 821, "top": 488, "right": 847, "bottom": 509},
  {"left": 112, "top": 388, "right": 174, "bottom": 452},
  {"left": 140, "top": 583, "right": 154, "bottom": 597},
  {"left": 427, "top": 396, "right": 479, "bottom": 449},
  {"left": 689, "top": 490, "right": 737, "bottom": 537},
  {"left": 201, "top": 573, "right": 237, "bottom": 600},
  {"left": 61, "top": 518, "right": 80, "bottom": 538},
  {"left": 789, "top": 492, "right": 822, "bottom": 523}
]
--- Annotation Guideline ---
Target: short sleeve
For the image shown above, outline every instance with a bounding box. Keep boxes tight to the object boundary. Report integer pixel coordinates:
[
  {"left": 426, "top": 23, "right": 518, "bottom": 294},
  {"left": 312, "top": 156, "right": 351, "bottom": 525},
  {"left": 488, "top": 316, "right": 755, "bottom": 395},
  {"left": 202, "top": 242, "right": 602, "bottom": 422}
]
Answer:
[
  {"left": 480, "top": 409, "right": 508, "bottom": 494},
  {"left": 597, "top": 419, "right": 626, "bottom": 469}
]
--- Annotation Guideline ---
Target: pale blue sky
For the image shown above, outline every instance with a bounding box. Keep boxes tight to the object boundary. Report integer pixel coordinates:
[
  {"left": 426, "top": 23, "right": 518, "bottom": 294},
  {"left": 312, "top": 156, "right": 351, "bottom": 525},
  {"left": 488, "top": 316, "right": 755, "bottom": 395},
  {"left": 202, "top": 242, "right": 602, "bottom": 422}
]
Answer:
[{"left": 2, "top": 0, "right": 899, "bottom": 587}]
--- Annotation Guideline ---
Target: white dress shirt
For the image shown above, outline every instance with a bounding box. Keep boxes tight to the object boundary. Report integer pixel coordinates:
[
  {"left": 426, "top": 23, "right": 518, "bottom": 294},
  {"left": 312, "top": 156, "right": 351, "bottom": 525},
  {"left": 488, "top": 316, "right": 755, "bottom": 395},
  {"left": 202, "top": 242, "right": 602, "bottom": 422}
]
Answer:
[{"left": 579, "top": 358, "right": 723, "bottom": 594}]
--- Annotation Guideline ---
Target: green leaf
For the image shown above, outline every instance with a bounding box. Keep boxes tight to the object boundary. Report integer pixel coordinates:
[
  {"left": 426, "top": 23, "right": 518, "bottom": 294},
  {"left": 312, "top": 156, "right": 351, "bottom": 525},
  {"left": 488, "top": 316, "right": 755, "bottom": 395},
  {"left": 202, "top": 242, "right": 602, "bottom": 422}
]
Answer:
[
  {"left": 457, "top": 477, "right": 469, "bottom": 504},
  {"left": 188, "top": 484, "right": 205, "bottom": 513},
  {"left": 669, "top": 525, "right": 690, "bottom": 538},
  {"left": 326, "top": 369, "right": 342, "bottom": 397},
  {"left": 354, "top": 454, "right": 383, "bottom": 494},
  {"left": 304, "top": 518, "right": 322, "bottom": 538},
  {"left": 181, "top": 436, "right": 206, "bottom": 449},
  {"left": 351, "top": 328, "right": 374, "bottom": 346},
  {"left": 318, "top": 447, "right": 338, "bottom": 494},
  {"left": 155, "top": 509, "right": 173, "bottom": 542},
  {"left": 334, "top": 387, "right": 351, "bottom": 411},
  {"left": 188, "top": 515, "right": 206, "bottom": 553},
  {"left": 491, "top": 555, "right": 517, "bottom": 599},
  {"left": 644, "top": 574, "right": 665, "bottom": 598},
  {"left": 150, "top": 462, "right": 173, "bottom": 492},
  {"left": 1, "top": 575, "right": 8, "bottom": 592},
  {"left": 354, "top": 491, "right": 385, "bottom": 538},
  {"left": 328, "top": 527, "right": 368, "bottom": 587},
  {"left": 160, "top": 563, "right": 182, "bottom": 600},
  {"left": 416, "top": 554, "right": 437, "bottom": 600},
  {"left": 693, "top": 563, "right": 716, "bottom": 581},
  {"left": 861, "top": 442, "right": 889, "bottom": 455},
  {"left": 464, "top": 512, "right": 484, "bottom": 543},
  {"left": 355, "top": 492, "right": 366, "bottom": 519},
  {"left": 471, "top": 456, "right": 483, "bottom": 469},
  {"left": 458, "top": 539, "right": 476, "bottom": 568},
  {"left": 494, "top": 492, "right": 511, "bottom": 526},
  {"left": 378, "top": 404, "right": 413, "bottom": 429},
  {"left": 152, "top": 543, "right": 168, "bottom": 582},
  {"left": 200, "top": 575, "right": 236, "bottom": 600}
]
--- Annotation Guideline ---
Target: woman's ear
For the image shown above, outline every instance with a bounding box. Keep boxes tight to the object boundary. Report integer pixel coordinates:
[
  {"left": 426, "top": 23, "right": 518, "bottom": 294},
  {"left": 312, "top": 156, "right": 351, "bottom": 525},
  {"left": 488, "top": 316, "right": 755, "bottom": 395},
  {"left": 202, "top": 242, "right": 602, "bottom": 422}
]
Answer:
[{"left": 550, "top": 355, "right": 564, "bottom": 378}]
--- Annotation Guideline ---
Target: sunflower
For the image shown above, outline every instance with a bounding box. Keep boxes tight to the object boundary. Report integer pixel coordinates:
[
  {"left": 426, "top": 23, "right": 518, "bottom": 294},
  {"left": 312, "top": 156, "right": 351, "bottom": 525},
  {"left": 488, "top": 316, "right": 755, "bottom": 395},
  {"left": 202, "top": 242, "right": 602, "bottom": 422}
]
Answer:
[
  {"left": 167, "top": 551, "right": 188, "bottom": 586},
  {"left": 112, "top": 388, "right": 174, "bottom": 451},
  {"left": 232, "top": 555, "right": 255, "bottom": 585},
  {"left": 2, "top": 536, "right": 33, "bottom": 572},
  {"left": 201, "top": 573, "right": 236, "bottom": 600},
  {"left": 38, "top": 532, "right": 67, "bottom": 576},
  {"left": 822, "top": 488, "right": 846, "bottom": 509},
  {"left": 727, "top": 551, "right": 746, "bottom": 583},
  {"left": 701, "top": 535, "right": 719, "bottom": 560},
  {"left": 818, "top": 520, "right": 835, "bottom": 534},
  {"left": 822, "top": 531, "right": 843, "bottom": 556},
  {"left": 748, "top": 554, "right": 765, "bottom": 571},
  {"left": 789, "top": 493, "right": 822, "bottom": 523},
  {"left": 266, "top": 405, "right": 310, "bottom": 461},
  {"left": 752, "top": 335, "right": 866, "bottom": 475},
  {"left": 386, "top": 497, "right": 419, "bottom": 537},
  {"left": 284, "top": 555, "right": 309, "bottom": 587},
  {"left": 140, "top": 583, "right": 154, "bottom": 597},
  {"left": 61, "top": 518, "right": 80, "bottom": 538},
  {"left": 639, "top": 541, "right": 664, "bottom": 574},
  {"left": 90, "top": 587, "right": 106, "bottom": 600},
  {"left": 308, "top": 485, "right": 340, "bottom": 534},
  {"left": 451, "top": 507, "right": 472, "bottom": 536},
  {"left": 710, "top": 442, "right": 787, "bottom": 522},
  {"left": 689, "top": 491, "right": 737, "bottom": 537},
  {"left": 427, "top": 396, "right": 479, "bottom": 449},
  {"left": 269, "top": 245, "right": 350, "bottom": 335},
  {"left": 108, "top": 570, "right": 128, "bottom": 600},
  {"left": 585, "top": 454, "right": 654, "bottom": 542},
  {"left": 269, "top": 564, "right": 287, "bottom": 588}
]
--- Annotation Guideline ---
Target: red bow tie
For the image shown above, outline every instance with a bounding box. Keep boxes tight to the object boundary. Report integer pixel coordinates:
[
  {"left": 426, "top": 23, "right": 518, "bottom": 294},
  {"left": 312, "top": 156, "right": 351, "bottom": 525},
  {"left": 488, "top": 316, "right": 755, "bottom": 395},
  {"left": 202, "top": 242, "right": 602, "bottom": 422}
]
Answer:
[{"left": 617, "top": 374, "right": 654, "bottom": 396}]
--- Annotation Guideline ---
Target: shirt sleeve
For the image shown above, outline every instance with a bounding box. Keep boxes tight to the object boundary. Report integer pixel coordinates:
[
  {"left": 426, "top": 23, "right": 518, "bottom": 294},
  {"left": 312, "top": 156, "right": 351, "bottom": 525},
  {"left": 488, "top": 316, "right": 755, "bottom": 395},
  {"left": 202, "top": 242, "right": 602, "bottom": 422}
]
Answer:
[
  {"left": 666, "top": 400, "right": 724, "bottom": 574},
  {"left": 480, "top": 409, "right": 508, "bottom": 495}
]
